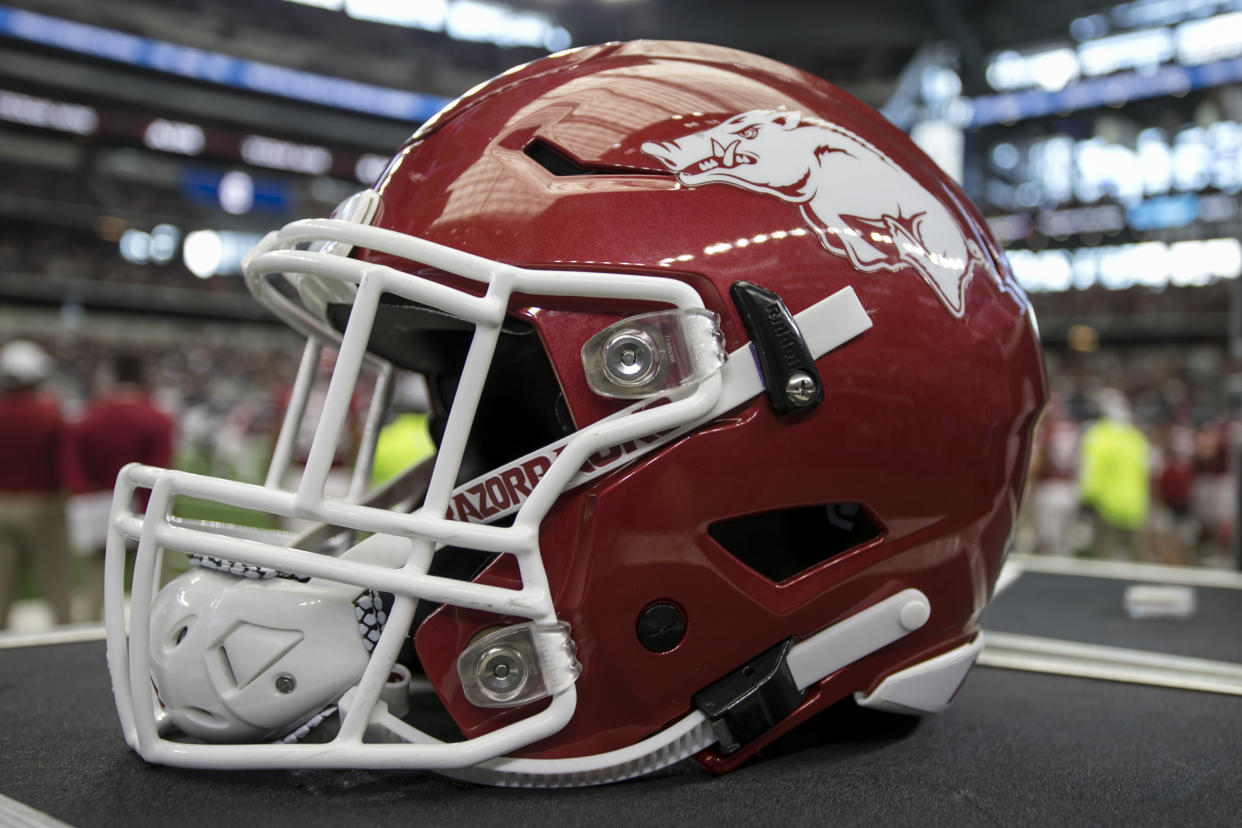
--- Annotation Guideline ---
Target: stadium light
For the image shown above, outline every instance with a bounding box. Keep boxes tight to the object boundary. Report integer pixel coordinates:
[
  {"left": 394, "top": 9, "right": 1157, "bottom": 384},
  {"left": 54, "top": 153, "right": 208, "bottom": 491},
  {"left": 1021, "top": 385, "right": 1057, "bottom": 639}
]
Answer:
[
  {"left": 344, "top": 0, "right": 447, "bottom": 30},
  {"left": 0, "top": 89, "right": 97, "bottom": 135},
  {"left": 143, "top": 119, "right": 205, "bottom": 156},
  {"left": 354, "top": 153, "right": 388, "bottom": 184},
  {"left": 1009, "top": 238, "right": 1242, "bottom": 293},
  {"left": 218, "top": 171, "right": 255, "bottom": 215},
  {"left": 183, "top": 230, "right": 222, "bottom": 278},
  {"left": 280, "top": 0, "right": 569, "bottom": 51},
  {"left": 184, "top": 229, "right": 263, "bottom": 278},
  {"left": 241, "top": 135, "right": 333, "bottom": 175},
  {"left": 119, "top": 229, "right": 152, "bottom": 265}
]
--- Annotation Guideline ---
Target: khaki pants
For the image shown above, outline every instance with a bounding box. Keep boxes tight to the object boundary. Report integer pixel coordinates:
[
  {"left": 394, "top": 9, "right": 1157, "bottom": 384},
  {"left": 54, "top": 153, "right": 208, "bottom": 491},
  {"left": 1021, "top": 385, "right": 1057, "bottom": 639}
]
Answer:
[{"left": 0, "top": 492, "right": 72, "bottom": 630}]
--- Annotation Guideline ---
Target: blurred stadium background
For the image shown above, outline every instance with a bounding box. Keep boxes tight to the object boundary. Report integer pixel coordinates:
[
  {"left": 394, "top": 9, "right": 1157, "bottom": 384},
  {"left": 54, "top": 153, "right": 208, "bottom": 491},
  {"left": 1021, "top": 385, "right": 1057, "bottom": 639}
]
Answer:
[{"left": 3, "top": 0, "right": 1242, "bottom": 627}]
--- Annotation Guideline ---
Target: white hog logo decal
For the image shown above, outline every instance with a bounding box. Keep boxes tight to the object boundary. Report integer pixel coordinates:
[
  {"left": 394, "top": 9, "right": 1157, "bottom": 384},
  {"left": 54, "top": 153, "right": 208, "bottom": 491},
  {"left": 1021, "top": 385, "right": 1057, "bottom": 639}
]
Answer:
[{"left": 642, "top": 109, "right": 985, "bottom": 318}]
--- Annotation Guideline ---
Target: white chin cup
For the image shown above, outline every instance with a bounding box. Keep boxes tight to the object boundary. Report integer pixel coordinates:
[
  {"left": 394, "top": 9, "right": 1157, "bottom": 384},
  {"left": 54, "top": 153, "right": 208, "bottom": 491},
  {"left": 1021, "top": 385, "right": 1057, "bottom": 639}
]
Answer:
[{"left": 148, "top": 568, "right": 370, "bottom": 742}]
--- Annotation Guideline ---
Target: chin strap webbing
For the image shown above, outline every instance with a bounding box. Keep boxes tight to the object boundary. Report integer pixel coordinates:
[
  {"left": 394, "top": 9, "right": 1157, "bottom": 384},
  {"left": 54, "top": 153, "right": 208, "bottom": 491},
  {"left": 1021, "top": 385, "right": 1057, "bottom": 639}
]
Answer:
[
  {"left": 442, "top": 589, "right": 932, "bottom": 787},
  {"left": 186, "top": 553, "right": 310, "bottom": 582},
  {"left": 353, "top": 590, "right": 388, "bottom": 653},
  {"left": 277, "top": 705, "right": 339, "bottom": 745}
]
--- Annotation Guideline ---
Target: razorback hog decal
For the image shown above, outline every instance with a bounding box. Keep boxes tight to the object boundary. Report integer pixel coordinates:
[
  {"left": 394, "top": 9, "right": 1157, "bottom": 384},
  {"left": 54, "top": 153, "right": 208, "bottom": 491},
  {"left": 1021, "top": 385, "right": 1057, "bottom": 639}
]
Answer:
[{"left": 641, "top": 109, "right": 987, "bottom": 318}]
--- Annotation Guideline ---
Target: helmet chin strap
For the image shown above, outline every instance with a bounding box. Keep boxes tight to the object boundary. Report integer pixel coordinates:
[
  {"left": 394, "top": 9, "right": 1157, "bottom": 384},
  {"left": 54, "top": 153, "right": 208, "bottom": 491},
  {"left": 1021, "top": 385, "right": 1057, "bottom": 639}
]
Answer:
[{"left": 356, "top": 588, "right": 960, "bottom": 788}]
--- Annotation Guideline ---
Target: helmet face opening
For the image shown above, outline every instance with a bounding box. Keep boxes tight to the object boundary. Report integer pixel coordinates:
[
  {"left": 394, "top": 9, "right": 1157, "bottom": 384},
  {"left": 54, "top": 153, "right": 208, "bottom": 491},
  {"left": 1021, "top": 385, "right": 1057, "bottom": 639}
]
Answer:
[
  {"left": 103, "top": 40, "right": 1045, "bottom": 787},
  {"left": 326, "top": 297, "right": 575, "bottom": 485}
]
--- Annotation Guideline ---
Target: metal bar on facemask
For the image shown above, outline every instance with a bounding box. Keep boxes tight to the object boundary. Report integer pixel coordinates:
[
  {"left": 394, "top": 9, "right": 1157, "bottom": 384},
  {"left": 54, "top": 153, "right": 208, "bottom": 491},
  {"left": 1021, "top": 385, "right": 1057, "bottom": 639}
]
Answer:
[
  {"left": 342, "top": 270, "right": 513, "bottom": 740},
  {"left": 421, "top": 282, "right": 510, "bottom": 518},
  {"left": 104, "top": 464, "right": 147, "bottom": 751},
  {"left": 266, "top": 338, "right": 322, "bottom": 490},
  {"left": 295, "top": 277, "right": 382, "bottom": 514},
  {"left": 348, "top": 360, "right": 392, "bottom": 503},
  {"left": 125, "top": 472, "right": 180, "bottom": 758}
]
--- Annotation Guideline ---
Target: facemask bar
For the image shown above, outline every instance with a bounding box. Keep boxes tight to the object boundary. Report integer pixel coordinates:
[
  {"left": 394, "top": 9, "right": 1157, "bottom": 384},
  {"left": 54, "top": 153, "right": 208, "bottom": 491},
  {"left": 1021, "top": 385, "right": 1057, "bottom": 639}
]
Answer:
[
  {"left": 265, "top": 337, "right": 393, "bottom": 508},
  {"left": 105, "top": 199, "right": 725, "bottom": 770},
  {"left": 261, "top": 188, "right": 390, "bottom": 509}
]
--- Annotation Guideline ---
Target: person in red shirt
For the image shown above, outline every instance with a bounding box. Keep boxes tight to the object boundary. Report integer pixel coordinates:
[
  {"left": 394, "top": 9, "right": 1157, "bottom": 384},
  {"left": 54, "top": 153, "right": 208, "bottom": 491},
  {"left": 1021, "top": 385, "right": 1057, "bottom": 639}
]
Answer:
[
  {"left": 1190, "top": 418, "right": 1234, "bottom": 556},
  {"left": 1028, "top": 393, "right": 1082, "bottom": 557},
  {"left": 0, "top": 339, "right": 72, "bottom": 630},
  {"left": 64, "top": 352, "right": 174, "bottom": 620}
]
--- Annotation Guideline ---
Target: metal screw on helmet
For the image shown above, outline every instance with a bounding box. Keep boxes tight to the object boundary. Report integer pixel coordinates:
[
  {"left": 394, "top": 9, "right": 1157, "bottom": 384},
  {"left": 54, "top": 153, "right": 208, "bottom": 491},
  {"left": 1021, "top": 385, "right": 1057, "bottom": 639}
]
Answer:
[
  {"left": 274, "top": 674, "right": 297, "bottom": 694},
  {"left": 785, "top": 371, "right": 818, "bottom": 405},
  {"left": 602, "top": 329, "right": 659, "bottom": 388},
  {"left": 477, "top": 645, "right": 529, "bottom": 701}
]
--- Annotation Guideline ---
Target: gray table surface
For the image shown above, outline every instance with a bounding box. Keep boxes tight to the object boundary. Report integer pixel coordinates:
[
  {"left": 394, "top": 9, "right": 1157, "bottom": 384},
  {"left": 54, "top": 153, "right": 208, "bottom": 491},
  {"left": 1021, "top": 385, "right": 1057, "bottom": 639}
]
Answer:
[{"left": 2, "top": 570, "right": 1239, "bottom": 826}]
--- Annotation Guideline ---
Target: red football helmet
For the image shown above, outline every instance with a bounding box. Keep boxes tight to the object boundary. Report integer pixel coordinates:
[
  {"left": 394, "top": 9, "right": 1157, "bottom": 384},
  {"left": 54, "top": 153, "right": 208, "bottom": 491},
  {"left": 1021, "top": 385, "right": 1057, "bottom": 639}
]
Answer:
[{"left": 105, "top": 41, "right": 1046, "bottom": 786}]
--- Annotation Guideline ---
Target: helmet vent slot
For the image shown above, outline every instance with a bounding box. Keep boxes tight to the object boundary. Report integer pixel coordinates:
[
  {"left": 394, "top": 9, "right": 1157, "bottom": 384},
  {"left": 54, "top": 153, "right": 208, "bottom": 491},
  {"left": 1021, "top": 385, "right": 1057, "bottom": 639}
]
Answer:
[
  {"left": 708, "top": 502, "right": 884, "bottom": 583},
  {"left": 523, "top": 139, "right": 672, "bottom": 178}
]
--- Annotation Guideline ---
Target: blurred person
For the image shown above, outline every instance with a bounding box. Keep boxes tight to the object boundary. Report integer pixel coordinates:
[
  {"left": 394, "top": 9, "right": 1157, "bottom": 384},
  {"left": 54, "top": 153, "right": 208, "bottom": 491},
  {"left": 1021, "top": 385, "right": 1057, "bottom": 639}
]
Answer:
[
  {"left": 0, "top": 339, "right": 72, "bottom": 629},
  {"left": 1028, "top": 394, "right": 1082, "bottom": 557},
  {"left": 371, "top": 373, "right": 436, "bottom": 488},
  {"left": 213, "top": 398, "right": 264, "bottom": 481},
  {"left": 1151, "top": 420, "right": 1197, "bottom": 564},
  {"left": 1191, "top": 417, "right": 1234, "bottom": 559},
  {"left": 1079, "top": 389, "right": 1150, "bottom": 560},
  {"left": 64, "top": 352, "right": 174, "bottom": 620}
]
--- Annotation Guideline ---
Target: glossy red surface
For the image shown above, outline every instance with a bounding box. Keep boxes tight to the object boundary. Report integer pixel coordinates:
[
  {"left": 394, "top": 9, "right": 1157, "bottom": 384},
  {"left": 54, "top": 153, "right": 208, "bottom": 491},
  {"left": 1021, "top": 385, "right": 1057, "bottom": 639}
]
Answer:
[{"left": 362, "top": 41, "right": 1046, "bottom": 764}]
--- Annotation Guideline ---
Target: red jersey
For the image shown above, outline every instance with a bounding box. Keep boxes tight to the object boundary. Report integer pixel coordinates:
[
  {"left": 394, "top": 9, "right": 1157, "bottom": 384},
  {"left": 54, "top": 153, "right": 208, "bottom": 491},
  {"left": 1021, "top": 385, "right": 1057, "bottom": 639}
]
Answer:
[
  {"left": 0, "top": 389, "right": 64, "bottom": 492},
  {"left": 1033, "top": 416, "right": 1081, "bottom": 482},
  {"left": 65, "top": 390, "right": 174, "bottom": 494},
  {"left": 1193, "top": 420, "right": 1232, "bottom": 475}
]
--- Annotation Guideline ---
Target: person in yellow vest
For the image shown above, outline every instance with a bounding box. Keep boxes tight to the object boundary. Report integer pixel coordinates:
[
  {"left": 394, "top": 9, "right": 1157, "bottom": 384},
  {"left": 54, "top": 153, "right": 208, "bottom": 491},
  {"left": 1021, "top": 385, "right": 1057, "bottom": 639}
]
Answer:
[
  {"left": 1079, "top": 389, "right": 1150, "bottom": 560},
  {"left": 371, "top": 374, "right": 436, "bottom": 488}
]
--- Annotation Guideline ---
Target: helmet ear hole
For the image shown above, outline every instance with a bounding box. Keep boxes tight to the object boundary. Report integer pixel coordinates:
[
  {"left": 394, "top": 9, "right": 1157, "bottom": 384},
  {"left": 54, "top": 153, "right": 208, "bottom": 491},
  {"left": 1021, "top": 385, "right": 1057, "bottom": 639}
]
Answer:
[{"left": 708, "top": 502, "right": 884, "bottom": 583}]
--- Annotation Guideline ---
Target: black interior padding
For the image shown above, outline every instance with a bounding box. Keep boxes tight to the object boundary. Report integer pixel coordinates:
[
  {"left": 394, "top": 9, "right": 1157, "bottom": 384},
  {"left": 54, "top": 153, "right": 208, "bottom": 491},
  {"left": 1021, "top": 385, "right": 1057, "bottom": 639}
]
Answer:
[
  {"left": 327, "top": 296, "right": 571, "bottom": 485},
  {"left": 708, "top": 503, "right": 884, "bottom": 583}
]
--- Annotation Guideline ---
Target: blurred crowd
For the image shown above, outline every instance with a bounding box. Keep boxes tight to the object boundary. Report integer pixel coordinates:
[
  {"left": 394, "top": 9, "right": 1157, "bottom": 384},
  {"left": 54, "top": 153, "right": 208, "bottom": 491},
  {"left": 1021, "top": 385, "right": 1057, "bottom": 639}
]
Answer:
[
  {"left": 0, "top": 324, "right": 434, "bottom": 630},
  {"left": 1023, "top": 343, "right": 1240, "bottom": 567},
  {"left": 0, "top": 330, "right": 306, "bottom": 630},
  {"left": 1030, "top": 280, "right": 1233, "bottom": 322},
  {"left": 2, "top": 320, "right": 1239, "bottom": 630},
  {"left": 0, "top": 339, "right": 174, "bottom": 629}
]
